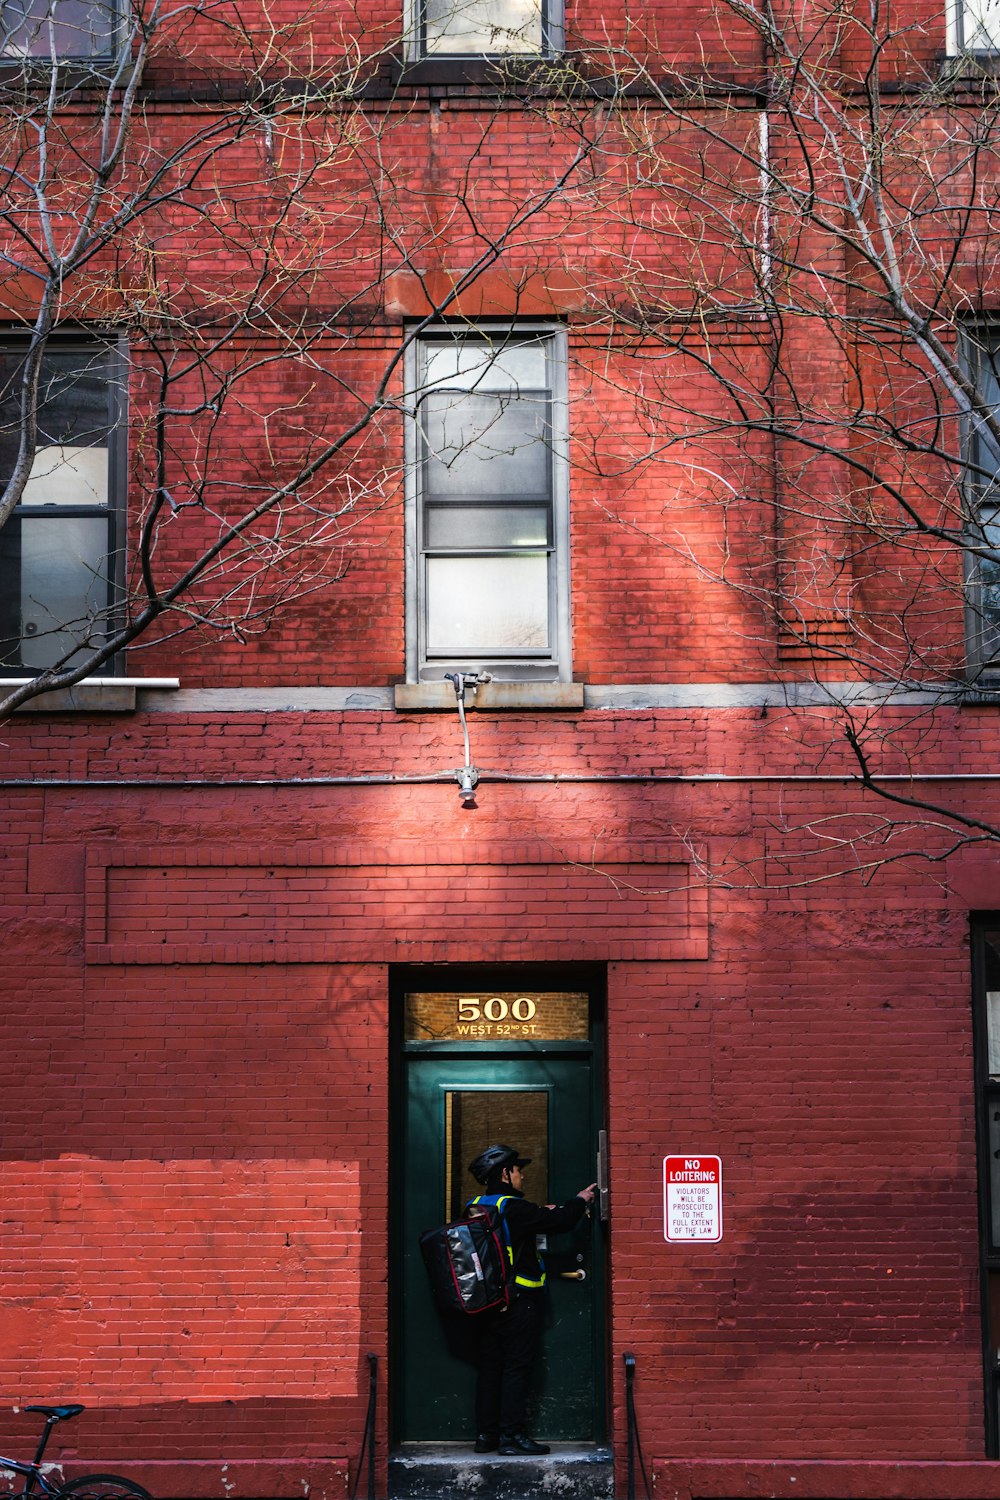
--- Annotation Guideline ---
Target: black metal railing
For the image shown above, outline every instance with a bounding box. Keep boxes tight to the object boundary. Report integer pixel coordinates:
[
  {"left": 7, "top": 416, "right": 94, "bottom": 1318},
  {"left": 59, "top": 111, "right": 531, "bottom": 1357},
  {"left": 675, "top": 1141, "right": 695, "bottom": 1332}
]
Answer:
[
  {"left": 350, "top": 1354, "right": 379, "bottom": 1500},
  {"left": 624, "top": 1351, "right": 652, "bottom": 1500}
]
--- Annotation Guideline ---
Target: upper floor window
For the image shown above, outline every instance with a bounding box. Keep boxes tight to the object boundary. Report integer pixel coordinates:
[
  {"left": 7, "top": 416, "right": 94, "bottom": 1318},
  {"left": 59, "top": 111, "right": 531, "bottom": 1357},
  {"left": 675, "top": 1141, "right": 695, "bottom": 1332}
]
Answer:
[
  {"left": 0, "top": 0, "right": 120, "bottom": 60},
  {"left": 0, "top": 336, "right": 124, "bottom": 676},
  {"left": 962, "top": 330, "right": 1000, "bottom": 672},
  {"left": 955, "top": 0, "right": 1000, "bottom": 50},
  {"left": 405, "top": 327, "right": 570, "bottom": 683},
  {"left": 408, "top": 0, "right": 559, "bottom": 56}
]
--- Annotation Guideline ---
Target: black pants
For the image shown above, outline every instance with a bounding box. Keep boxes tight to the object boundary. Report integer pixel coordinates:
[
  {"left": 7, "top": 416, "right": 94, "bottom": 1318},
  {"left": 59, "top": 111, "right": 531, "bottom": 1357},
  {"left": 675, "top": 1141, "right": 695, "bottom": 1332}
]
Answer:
[{"left": 474, "top": 1292, "right": 545, "bottom": 1437}]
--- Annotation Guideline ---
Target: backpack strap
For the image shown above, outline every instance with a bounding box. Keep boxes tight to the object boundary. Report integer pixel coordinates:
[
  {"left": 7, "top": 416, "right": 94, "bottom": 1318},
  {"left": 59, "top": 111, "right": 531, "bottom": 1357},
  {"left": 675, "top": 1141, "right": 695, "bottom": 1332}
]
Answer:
[
  {"left": 468, "top": 1194, "right": 513, "bottom": 1259},
  {"left": 467, "top": 1194, "right": 546, "bottom": 1290}
]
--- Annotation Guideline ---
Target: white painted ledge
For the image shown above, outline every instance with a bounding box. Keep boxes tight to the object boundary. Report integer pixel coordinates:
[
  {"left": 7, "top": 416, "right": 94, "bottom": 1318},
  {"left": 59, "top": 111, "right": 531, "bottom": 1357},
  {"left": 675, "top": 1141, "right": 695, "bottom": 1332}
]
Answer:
[{"left": 3, "top": 679, "right": 965, "bottom": 715}]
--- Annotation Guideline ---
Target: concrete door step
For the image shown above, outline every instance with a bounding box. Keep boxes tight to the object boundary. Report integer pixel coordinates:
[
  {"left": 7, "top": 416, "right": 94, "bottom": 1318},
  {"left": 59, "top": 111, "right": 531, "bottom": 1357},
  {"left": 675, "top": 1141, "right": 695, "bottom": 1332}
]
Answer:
[{"left": 388, "top": 1442, "right": 614, "bottom": 1500}]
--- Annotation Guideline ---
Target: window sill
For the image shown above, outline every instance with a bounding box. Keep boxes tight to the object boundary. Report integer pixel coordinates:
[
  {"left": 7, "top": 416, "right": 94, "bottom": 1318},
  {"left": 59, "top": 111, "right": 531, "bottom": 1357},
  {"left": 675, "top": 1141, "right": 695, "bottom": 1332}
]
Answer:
[
  {"left": 394, "top": 681, "right": 584, "bottom": 710},
  {"left": 0, "top": 56, "right": 140, "bottom": 92},
  {"left": 939, "top": 50, "right": 1000, "bottom": 79},
  {"left": 391, "top": 54, "right": 565, "bottom": 88},
  {"left": 3, "top": 676, "right": 179, "bottom": 712}
]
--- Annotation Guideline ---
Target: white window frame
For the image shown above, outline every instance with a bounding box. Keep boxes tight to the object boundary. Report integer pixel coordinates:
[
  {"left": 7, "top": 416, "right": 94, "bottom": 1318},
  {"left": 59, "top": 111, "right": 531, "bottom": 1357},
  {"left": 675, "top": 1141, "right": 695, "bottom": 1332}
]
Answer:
[
  {"left": 0, "top": 0, "right": 125, "bottom": 64},
  {"left": 950, "top": 0, "right": 1000, "bottom": 52},
  {"left": 404, "top": 324, "right": 571, "bottom": 685}
]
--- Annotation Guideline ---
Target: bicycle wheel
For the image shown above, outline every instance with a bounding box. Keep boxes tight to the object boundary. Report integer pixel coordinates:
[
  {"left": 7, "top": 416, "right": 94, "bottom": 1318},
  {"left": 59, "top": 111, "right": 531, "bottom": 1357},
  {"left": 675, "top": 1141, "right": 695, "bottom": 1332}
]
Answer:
[{"left": 57, "top": 1475, "right": 153, "bottom": 1500}]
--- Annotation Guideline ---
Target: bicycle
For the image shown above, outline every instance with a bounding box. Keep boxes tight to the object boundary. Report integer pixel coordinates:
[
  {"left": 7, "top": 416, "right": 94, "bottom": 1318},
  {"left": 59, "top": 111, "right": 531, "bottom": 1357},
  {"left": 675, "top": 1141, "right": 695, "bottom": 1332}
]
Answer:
[{"left": 0, "top": 1405, "right": 153, "bottom": 1500}]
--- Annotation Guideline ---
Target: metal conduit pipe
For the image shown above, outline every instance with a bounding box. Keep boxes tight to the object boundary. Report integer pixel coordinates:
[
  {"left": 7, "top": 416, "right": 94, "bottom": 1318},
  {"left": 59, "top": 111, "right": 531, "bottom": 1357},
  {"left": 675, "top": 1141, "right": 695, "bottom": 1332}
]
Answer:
[{"left": 4, "top": 772, "right": 1000, "bottom": 788}]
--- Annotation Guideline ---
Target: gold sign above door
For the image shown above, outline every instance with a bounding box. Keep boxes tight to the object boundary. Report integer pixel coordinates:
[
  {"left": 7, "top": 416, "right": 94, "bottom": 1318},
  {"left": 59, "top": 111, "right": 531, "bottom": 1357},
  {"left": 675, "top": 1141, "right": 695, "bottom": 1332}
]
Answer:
[{"left": 404, "top": 991, "right": 589, "bottom": 1042}]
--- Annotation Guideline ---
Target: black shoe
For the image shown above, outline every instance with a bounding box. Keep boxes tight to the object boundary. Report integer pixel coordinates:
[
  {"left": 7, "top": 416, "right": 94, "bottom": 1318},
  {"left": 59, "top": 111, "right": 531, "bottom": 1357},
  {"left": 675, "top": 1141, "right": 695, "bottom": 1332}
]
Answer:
[
  {"left": 498, "top": 1433, "right": 550, "bottom": 1456},
  {"left": 474, "top": 1434, "right": 498, "bottom": 1453}
]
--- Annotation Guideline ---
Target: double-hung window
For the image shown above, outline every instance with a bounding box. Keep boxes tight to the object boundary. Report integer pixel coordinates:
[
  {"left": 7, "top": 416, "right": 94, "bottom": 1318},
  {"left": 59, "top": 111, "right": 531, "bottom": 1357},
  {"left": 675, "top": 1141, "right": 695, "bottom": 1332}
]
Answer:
[
  {"left": 0, "top": 0, "right": 121, "bottom": 59},
  {"left": 962, "top": 329, "right": 1000, "bottom": 673},
  {"left": 0, "top": 336, "right": 124, "bottom": 675},
  {"left": 406, "top": 328, "right": 570, "bottom": 683}
]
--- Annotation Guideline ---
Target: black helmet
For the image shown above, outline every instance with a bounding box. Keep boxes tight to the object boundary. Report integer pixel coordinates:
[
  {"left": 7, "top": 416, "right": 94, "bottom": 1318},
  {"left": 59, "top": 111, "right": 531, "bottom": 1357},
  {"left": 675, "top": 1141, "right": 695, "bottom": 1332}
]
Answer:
[{"left": 469, "top": 1143, "right": 531, "bottom": 1186}]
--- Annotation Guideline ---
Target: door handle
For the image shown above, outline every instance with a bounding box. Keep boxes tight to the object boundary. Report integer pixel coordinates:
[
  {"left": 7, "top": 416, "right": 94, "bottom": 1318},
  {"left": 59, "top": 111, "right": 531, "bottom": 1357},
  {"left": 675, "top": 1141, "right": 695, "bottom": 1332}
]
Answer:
[{"left": 596, "top": 1130, "right": 609, "bottom": 1221}]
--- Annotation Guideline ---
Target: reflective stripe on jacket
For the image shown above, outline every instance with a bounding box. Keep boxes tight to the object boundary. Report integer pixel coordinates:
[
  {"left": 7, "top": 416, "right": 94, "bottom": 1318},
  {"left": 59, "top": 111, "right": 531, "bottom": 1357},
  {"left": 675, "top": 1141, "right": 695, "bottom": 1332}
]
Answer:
[{"left": 468, "top": 1193, "right": 546, "bottom": 1289}]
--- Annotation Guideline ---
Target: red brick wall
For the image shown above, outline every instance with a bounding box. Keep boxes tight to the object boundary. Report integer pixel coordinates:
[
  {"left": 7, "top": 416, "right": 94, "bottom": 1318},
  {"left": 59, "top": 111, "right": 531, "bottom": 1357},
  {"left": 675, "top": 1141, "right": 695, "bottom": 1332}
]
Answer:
[
  {"left": 0, "top": 937, "right": 389, "bottom": 1481},
  {"left": 0, "top": 0, "right": 992, "bottom": 1484},
  {"left": 2, "top": 705, "right": 999, "bottom": 1488}
]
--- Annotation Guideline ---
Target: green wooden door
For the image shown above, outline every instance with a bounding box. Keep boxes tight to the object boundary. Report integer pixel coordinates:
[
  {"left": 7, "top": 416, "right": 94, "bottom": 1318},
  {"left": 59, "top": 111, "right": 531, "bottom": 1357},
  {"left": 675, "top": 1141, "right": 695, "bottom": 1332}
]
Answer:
[{"left": 396, "top": 1048, "right": 603, "bottom": 1442}]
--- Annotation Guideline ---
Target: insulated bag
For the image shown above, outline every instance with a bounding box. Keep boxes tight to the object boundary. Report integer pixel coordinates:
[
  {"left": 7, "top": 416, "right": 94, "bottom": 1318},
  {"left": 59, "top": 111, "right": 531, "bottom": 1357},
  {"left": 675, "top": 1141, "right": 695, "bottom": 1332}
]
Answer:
[{"left": 419, "top": 1203, "right": 510, "bottom": 1316}]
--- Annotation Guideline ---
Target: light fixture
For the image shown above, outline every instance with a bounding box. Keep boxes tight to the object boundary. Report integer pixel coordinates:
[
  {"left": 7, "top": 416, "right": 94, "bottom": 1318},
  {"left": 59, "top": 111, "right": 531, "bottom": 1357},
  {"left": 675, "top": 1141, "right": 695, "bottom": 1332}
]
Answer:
[
  {"left": 445, "top": 671, "right": 492, "bottom": 808},
  {"left": 456, "top": 765, "right": 480, "bottom": 806}
]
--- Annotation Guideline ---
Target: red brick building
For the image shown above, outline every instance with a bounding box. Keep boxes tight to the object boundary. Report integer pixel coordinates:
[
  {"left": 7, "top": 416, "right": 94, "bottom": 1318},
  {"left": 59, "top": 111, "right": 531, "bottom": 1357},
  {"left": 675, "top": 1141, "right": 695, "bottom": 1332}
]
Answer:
[{"left": 3, "top": 0, "right": 1000, "bottom": 1494}]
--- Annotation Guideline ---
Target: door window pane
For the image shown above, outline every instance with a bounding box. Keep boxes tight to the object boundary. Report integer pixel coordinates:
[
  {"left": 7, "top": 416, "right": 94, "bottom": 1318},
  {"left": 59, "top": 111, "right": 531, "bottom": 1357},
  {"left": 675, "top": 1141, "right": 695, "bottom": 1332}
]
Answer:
[
  {"left": 986, "top": 933, "right": 1000, "bottom": 1074},
  {"left": 445, "top": 1090, "right": 548, "bottom": 1219},
  {"left": 988, "top": 1097, "right": 1000, "bottom": 1250}
]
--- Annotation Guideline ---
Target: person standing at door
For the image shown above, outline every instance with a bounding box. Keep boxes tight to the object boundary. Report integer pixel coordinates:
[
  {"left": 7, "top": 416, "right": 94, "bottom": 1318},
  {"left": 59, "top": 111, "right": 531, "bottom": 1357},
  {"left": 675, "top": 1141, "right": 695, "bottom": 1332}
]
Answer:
[{"left": 466, "top": 1143, "right": 596, "bottom": 1457}]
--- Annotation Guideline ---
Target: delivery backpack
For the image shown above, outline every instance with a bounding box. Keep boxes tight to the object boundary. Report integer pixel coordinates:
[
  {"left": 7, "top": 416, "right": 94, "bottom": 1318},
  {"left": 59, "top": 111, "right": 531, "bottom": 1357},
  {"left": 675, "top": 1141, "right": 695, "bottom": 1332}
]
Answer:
[{"left": 419, "top": 1200, "right": 511, "bottom": 1316}]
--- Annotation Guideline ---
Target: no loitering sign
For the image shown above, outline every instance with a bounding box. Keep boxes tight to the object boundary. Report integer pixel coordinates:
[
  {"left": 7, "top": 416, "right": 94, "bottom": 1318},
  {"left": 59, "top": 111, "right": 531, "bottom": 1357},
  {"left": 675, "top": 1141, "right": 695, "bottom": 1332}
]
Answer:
[{"left": 663, "top": 1155, "right": 723, "bottom": 1242}]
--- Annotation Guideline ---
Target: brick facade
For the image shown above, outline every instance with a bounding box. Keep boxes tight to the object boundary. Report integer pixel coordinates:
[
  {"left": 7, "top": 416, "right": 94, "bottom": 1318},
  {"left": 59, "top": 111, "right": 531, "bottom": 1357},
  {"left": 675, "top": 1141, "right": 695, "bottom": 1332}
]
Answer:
[
  {"left": 3, "top": 701, "right": 1000, "bottom": 1488},
  {"left": 3, "top": 0, "right": 1000, "bottom": 1484}
]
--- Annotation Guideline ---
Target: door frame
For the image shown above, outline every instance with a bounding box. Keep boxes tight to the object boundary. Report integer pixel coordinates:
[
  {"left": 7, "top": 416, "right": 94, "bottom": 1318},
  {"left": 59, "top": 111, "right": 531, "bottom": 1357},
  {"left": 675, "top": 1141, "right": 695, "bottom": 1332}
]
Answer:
[{"left": 388, "top": 963, "right": 608, "bottom": 1446}]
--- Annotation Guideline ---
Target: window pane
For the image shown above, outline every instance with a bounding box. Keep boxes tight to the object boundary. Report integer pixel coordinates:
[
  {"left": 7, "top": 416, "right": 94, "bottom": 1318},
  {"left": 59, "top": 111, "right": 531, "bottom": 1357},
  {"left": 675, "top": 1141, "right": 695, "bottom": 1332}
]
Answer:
[
  {"left": 446, "top": 1091, "right": 548, "bottom": 1221},
  {"left": 424, "top": 0, "right": 541, "bottom": 52},
  {"left": 427, "top": 552, "right": 548, "bottom": 650},
  {"left": 967, "top": 338, "right": 1000, "bottom": 489},
  {"left": 21, "top": 445, "right": 108, "bottom": 508},
  {"left": 19, "top": 514, "right": 110, "bottom": 669},
  {"left": 988, "top": 1098, "right": 1000, "bottom": 1250},
  {"left": 987, "top": 934, "right": 1000, "bottom": 1074},
  {"left": 963, "top": 0, "right": 1000, "bottom": 46},
  {"left": 0, "top": 345, "right": 113, "bottom": 482},
  {"left": 423, "top": 393, "right": 549, "bottom": 498},
  {"left": 0, "top": 342, "right": 118, "bottom": 675},
  {"left": 424, "top": 0, "right": 542, "bottom": 53},
  {"left": 974, "top": 510, "right": 1000, "bottom": 654},
  {"left": 424, "top": 342, "right": 547, "bottom": 392},
  {"left": 425, "top": 503, "right": 549, "bottom": 549},
  {"left": 0, "top": 0, "right": 116, "bottom": 57},
  {"left": 989, "top": 991, "right": 1000, "bottom": 1076}
]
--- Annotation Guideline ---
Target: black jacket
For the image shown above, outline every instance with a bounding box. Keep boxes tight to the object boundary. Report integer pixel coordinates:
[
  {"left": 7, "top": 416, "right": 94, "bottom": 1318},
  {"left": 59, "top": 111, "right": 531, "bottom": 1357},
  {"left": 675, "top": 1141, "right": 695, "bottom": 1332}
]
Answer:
[{"left": 474, "top": 1188, "right": 589, "bottom": 1291}]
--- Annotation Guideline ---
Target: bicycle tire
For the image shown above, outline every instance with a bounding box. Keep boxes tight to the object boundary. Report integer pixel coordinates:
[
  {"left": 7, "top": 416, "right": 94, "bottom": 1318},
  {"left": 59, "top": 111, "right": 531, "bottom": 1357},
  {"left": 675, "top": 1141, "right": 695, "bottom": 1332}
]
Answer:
[{"left": 56, "top": 1475, "right": 153, "bottom": 1500}]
